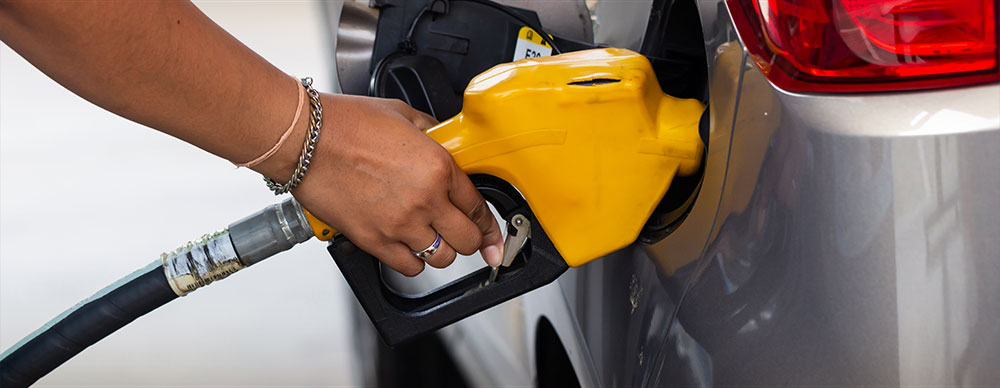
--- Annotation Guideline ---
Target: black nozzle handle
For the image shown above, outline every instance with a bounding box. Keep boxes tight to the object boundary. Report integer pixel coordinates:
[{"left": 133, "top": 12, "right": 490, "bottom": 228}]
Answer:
[{"left": 329, "top": 175, "right": 569, "bottom": 347}]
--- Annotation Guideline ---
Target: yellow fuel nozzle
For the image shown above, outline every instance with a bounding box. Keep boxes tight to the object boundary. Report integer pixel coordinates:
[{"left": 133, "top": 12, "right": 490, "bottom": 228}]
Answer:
[{"left": 308, "top": 48, "right": 704, "bottom": 267}]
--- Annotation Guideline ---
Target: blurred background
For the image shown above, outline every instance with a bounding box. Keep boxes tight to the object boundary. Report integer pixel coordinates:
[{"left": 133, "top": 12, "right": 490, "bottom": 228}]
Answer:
[{"left": 0, "top": 1, "right": 358, "bottom": 386}]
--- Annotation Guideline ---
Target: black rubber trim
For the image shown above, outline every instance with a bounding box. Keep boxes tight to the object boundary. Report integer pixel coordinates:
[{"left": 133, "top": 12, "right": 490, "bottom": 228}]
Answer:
[{"left": 0, "top": 267, "right": 177, "bottom": 387}]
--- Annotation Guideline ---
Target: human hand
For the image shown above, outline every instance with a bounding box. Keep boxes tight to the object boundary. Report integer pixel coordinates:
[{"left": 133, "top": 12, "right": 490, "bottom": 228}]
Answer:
[
  {"left": 0, "top": 0, "right": 504, "bottom": 276},
  {"left": 282, "top": 94, "right": 504, "bottom": 276}
]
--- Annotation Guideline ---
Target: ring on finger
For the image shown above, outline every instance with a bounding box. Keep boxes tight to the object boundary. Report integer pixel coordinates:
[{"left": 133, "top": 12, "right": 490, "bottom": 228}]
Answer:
[{"left": 411, "top": 233, "right": 442, "bottom": 260}]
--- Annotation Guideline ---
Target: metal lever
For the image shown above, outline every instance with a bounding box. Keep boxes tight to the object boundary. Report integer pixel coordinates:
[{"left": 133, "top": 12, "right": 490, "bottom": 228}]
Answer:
[{"left": 488, "top": 214, "right": 530, "bottom": 284}]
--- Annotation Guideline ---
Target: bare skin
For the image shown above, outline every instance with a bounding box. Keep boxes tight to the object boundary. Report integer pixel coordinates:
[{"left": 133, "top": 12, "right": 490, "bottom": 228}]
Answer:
[{"left": 0, "top": 1, "right": 503, "bottom": 275}]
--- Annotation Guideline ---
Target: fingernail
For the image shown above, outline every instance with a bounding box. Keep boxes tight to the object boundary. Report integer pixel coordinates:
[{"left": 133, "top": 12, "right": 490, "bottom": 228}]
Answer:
[{"left": 483, "top": 244, "right": 502, "bottom": 268}]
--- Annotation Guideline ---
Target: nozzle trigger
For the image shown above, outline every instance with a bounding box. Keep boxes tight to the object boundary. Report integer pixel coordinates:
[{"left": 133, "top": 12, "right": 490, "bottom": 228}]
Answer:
[{"left": 487, "top": 214, "right": 531, "bottom": 284}]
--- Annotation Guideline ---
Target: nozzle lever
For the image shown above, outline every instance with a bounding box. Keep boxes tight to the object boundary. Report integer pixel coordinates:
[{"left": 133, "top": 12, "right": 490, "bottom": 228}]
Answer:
[{"left": 488, "top": 214, "right": 530, "bottom": 284}]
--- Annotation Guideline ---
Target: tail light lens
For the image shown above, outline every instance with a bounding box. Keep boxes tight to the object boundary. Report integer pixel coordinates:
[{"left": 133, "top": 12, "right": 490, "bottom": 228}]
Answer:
[{"left": 728, "top": 0, "right": 999, "bottom": 92}]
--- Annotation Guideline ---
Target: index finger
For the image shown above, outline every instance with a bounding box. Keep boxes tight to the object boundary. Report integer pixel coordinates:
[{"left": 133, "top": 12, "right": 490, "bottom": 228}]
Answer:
[{"left": 447, "top": 164, "right": 504, "bottom": 267}]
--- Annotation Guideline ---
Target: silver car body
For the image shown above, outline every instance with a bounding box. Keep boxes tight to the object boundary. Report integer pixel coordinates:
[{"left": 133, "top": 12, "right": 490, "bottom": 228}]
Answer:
[{"left": 330, "top": 0, "right": 1000, "bottom": 385}]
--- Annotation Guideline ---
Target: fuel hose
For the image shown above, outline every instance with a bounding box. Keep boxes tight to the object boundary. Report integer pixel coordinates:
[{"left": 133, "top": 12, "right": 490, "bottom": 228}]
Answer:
[{"left": 0, "top": 197, "right": 315, "bottom": 387}]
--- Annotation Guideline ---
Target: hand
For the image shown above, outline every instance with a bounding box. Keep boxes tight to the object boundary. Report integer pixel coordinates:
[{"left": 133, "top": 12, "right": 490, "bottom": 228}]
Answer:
[
  {"left": 0, "top": 0, "right": 504, "bottom": 276},
  {"left": 287, "top": 94, "right": 504, "bottom": 276}
]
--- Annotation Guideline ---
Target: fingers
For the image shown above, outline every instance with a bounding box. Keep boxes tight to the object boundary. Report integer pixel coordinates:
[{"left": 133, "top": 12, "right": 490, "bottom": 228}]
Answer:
[
  {"left": 370, "top": 242, "right": 426, "bottom": 277},
  {"left": 446, "top": 164, "right": 504, "bottom": 267},
  {"left": 424, "top": 240, "right": 457, "bottom": 269},
  {"left": 352, "top": 228, "right": 460, "bottom": 277},
  {"left": 431, "top": 207, "right": 483, "bottom": 256},
  {"left": 399, "top": 226, "right": 458, "bottom": 270}
]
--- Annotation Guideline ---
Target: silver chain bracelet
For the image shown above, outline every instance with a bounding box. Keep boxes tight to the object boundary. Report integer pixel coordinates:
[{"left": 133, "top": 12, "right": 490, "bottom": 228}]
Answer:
[{"left": 265, "top": 77, "right": 323, "bottom": 195}]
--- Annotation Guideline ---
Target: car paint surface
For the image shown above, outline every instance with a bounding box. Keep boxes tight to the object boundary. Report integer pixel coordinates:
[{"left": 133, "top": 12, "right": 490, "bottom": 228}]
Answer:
[{"left": 560, "top": 1, "right": 1000, "bottom": 386}]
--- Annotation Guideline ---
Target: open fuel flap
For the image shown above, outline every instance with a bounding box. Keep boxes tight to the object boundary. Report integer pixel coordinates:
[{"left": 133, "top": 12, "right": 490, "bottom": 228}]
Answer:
[{"left": 323, "top": 2, "right": 706, "bottom": 346}]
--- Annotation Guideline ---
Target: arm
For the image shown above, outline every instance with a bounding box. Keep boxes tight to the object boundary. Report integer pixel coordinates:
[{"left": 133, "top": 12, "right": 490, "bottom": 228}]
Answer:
[{"left": 0, "top": 0, "right": 503, "bottom": 274}]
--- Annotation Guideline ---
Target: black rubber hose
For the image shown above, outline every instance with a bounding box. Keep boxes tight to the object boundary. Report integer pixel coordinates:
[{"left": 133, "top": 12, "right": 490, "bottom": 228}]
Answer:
[{"left": 0, "top": 265, "right": 177, "bottom": 388}]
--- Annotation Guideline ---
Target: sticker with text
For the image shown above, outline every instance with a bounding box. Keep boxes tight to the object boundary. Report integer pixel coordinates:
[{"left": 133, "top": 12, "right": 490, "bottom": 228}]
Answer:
[{"left": 512, "top": 26, "right": 552, "bottom": 61}]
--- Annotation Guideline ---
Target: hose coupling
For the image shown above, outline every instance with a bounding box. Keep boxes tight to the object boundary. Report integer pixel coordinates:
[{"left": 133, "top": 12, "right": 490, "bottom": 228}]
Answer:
[
  {"left": 161, "top": 198, "right": 314, "bottom": 296},
  {"left": 228, "top": 197, "right": 314, "bottom": 266}
]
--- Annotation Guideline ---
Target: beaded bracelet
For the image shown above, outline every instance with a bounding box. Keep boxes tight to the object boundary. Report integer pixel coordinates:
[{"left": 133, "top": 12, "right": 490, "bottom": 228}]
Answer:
[{"left": 265, "top": 77, "right": 323, "bottom": 195}]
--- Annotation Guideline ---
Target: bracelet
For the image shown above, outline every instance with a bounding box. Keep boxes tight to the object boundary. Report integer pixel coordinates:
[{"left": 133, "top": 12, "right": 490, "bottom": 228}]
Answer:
[
  {"left": 235, "top": 76, "right": 306, "bottom": 168},
  {"left": 265, "top": 77, "right": 323, "bottom": 195},
  {"left": 236, "top": 78, "right": 306, "bottom": 168}
]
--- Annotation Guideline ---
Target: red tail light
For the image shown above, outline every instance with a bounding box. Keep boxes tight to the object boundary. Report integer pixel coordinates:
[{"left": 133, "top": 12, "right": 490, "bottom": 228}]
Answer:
[{"left": 728, "top": 0, "right": 999, "bottom": 92}]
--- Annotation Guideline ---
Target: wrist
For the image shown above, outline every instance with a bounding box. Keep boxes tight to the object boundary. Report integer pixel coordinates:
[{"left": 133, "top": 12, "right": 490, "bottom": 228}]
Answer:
[
  {"left": 250, "top": 100, "right": 311, "bottom": 182},
  {"left": 256, "top": 79, "right": 328, "bottom": 196}
]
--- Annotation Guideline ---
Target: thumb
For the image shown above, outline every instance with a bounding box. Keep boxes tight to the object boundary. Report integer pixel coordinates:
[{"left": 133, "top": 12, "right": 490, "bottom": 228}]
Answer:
[{"left": 448, "top": 168, "right": 504, "bottom": 267}]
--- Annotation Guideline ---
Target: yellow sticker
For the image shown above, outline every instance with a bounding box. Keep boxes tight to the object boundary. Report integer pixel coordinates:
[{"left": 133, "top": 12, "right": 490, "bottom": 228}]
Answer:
[
  {"left": 517, "top": 26, "right": 551, "bottom": 48},
  {"left": 513, "top": 26, "right": 553, "bottom": 61}
]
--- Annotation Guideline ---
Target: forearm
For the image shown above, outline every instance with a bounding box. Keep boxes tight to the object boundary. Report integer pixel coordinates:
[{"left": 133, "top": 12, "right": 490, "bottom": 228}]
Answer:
[
  {"left": 0, "top": 0, "right": 506, "bottom": 274},
  {"left": 0, "top": 0, "right": 301, "bottom": 179}
]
